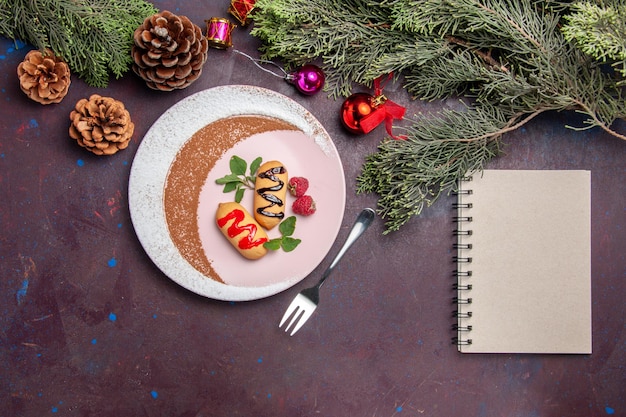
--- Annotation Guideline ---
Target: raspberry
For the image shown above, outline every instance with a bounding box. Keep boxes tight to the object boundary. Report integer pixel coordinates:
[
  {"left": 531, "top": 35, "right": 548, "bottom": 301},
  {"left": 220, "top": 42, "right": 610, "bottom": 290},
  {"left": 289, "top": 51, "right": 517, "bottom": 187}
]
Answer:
[
  {"left": 292, "top": 195, "right": 316, "bottom": 216},
  {"left": 288, "top": 176, "right": 309, "bottom": 197}
]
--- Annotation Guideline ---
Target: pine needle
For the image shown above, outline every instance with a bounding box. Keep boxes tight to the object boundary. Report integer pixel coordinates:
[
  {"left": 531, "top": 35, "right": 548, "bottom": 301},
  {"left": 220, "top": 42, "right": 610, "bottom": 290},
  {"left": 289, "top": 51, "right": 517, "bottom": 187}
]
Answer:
[
  {"left": 0, "top": 0, "right": 158, "bottom": 87},
  {"left": 251, "top": 0, "right": 626, "bottom": 232}
]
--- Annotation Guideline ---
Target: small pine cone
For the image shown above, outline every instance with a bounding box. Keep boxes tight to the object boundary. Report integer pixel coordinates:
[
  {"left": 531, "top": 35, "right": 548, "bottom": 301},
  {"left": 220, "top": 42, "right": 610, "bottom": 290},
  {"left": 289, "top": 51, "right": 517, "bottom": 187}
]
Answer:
[
  {"left": 17, "top": 49, "right": 71, "bottom": 104},
  {"left": 69, "top": 94, "right": 135, "bottom": 156},
  {"left": 132, "top": 10, "right": 209, "bottom": 91}
]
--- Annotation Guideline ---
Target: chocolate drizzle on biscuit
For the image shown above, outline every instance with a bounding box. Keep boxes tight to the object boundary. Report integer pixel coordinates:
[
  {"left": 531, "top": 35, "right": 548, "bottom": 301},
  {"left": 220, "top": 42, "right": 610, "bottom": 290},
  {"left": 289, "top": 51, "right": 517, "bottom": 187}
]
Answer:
[
  {"left": 256, "top": 166, "right": 286, "bottom": 219},
  {"left": 164, "top": 115, "right": 299, "bottom": 283}
]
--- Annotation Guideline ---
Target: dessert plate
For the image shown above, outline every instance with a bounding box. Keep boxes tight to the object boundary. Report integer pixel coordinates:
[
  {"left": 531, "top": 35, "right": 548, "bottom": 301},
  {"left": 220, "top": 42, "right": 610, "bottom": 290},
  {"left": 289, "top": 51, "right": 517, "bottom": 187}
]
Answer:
[{"left": 128, "top": 85, "right": 346, "bottom": 301}]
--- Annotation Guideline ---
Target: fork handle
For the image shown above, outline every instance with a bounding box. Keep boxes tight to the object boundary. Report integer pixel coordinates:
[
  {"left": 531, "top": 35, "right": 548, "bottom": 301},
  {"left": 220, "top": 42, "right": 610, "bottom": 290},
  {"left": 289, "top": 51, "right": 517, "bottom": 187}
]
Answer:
[{"left": 317, "top": 208, "right": 376, "bottom": 288}]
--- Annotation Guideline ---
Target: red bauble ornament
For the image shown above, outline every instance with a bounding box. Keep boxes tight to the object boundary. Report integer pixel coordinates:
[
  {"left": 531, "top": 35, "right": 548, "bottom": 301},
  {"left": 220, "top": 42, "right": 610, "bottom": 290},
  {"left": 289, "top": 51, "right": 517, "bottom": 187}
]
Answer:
[
  {"left": 340, "top": 74, "right": 407, "bottom": 139},
  {"left": 341, "top": 93, "right": 379, "bottom": 134},
  {"left": 286, "top": 64, "right": 325, "bottom": 95}
]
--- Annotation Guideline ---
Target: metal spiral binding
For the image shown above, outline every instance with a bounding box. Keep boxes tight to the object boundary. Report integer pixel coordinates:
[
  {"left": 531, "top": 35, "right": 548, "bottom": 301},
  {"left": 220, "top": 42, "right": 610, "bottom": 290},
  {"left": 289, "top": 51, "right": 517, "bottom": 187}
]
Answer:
[
  {"left": 452, "top": 283, "right": 472, "bottom": 290},
  {"left": 452, "top": 255, "right": 472, "bottom": 263},
  {"left": 451, "top": 176, "right": 473, "bottom": 347},
  {"left": 453, "top": 243, "right": 472, "bottom": 250},
  {"left": 453, "top": 229, "right": 472, "bottom": 236},
  {"left": 452, "top": 216, "right": 473, "bottom": 222},
  {"left": 452, "top": 337, "right": 473, "bottom": 346}
]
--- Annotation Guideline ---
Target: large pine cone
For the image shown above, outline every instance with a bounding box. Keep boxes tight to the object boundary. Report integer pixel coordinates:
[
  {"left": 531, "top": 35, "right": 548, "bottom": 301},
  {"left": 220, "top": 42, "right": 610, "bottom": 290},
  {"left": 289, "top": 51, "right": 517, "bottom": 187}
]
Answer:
[
  {"left": 69, "top": 95, "right": 135, "bottom": 156},
  {"left": 17, "top": 49, "right": 71, "bottom": 104},
  {"left": 132, "top": 10, "right": 208, "bottom": 91}
]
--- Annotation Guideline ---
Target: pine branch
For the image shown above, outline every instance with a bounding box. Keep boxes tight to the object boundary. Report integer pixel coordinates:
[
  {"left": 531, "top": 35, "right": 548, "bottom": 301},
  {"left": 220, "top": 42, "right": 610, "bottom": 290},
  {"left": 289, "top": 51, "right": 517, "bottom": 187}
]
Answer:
[
  {"left": 357, "top": 104, "right": 511, "bottom": 233},
  {"left": 252, "top": 0, "right": 401, "bottom": 97},
  {"left": 561, "top": 1, "right": 626, "bottom": 84},
  {"left": 251, "top": 0, "right": 626, "bottom": 232},
  {"left": 0, "top": 0, "right": 158, "bottom": 87},
  {"left": 0, "top": 1, "right": 14, "bottom": 39}
]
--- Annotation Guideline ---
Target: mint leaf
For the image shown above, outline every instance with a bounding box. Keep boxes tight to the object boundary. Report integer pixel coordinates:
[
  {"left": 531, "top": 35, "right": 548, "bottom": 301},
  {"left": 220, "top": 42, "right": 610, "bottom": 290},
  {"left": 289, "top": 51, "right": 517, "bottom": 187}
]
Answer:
[
  {"left": 234, "top": 187, "right": 245, "bottom": 203},
  {"left": 281, "top": 237, "right": 301, "bottom": 252},
  {"left": 230, "top": 155, "right": 247, "bottom": 176},
  {"left": 250, "top": 156, "right": 263, "bottom": 176},
  {"left": 264, "top": 239, "right": 282, "bottom": 251},
  {"left": 216, "top": 155, "right": 262, "bottom": 200},
  {"left": 222, "top": 182, "right": 238, "bottom": 193},
  {"left": 215, "top": 173, "right": 240, "bottom": 184},
  {"left": 264, "top": 216, "right": 302, "bottom": 252},
  {"left": 278, "top": 216, "right": 297, "bottom": 237}
]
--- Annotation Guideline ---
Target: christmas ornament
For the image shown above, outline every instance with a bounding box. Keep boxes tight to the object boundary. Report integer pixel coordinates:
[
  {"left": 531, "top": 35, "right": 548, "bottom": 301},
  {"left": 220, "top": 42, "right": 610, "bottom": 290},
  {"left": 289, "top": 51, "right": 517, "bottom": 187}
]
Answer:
[
  {"left": 233, "top": 50, "right": 325, "bottom": 95},
  {"left": 131, "top": 11, "right": 208, "bottom": 91},
  {"left": 340, "top": 74, "right": 406, "bottom": 138},
  {"left": 286, "top": 64, "right": 325, "bottom": 95},
  {"left": 69, "top": 94, "right": 135, "bottom": 156},
  {"left": 205, "top": 17, "right": 236, "bottom": 49},
  {"left": 229, "top": 0, "right": 256, "bottom": 26},
  {"left": 17, "top": 49, "right": 71, "bottom": 104},
  {"left": 250, "top": 1, "right": 626, "bottom": 234},
  {"left": 341, "top": 93, "right": 379, "bottom": 135}
]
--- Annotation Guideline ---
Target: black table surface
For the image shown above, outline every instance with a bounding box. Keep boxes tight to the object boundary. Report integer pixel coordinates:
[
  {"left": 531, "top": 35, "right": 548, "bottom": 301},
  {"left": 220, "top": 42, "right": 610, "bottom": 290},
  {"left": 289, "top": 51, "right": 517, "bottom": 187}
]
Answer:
[{"left": 1, "top": 1, "right": 624, "bottom": 416}]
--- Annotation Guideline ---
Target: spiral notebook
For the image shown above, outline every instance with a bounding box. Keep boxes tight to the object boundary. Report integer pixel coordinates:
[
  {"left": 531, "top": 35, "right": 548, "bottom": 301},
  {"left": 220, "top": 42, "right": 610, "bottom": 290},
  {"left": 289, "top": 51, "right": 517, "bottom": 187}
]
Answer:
[{"left": 452, "top": 170, "right": 592, "bottom": 354}]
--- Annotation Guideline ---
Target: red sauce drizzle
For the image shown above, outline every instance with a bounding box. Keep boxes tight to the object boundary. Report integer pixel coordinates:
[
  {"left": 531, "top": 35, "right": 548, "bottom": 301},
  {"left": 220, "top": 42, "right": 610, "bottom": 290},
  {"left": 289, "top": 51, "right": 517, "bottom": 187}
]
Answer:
[{"left": 217, "top": 209, "right": 268, "bottom": 250}]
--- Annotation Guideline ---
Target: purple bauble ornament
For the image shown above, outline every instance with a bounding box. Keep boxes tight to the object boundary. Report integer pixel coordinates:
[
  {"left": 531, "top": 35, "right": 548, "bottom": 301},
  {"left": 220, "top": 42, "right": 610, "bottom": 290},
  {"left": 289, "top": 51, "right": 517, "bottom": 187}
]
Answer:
[{"left": 287, "top": 64, "right": 325, "bottom": 95}]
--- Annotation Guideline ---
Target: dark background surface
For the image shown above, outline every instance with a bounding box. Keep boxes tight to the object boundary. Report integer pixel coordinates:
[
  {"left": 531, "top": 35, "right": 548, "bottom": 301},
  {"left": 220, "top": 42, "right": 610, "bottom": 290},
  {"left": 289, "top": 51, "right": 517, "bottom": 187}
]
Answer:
[{"left": 1, "top": 1, "right": 624, "bottom": 416}]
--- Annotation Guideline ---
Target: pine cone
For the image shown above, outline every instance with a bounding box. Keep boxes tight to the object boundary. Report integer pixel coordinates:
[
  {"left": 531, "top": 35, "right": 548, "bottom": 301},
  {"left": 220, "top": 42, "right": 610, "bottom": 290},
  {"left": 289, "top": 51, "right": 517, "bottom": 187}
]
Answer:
[
  {"left": 69, "top": 94, "right": 135, "bottom": 156},
  {"left": 132, "top": 10, "right": 209, "bottom": 91},
  {"left": 17, "top": 49, "right": 71, "bottom": 104}
]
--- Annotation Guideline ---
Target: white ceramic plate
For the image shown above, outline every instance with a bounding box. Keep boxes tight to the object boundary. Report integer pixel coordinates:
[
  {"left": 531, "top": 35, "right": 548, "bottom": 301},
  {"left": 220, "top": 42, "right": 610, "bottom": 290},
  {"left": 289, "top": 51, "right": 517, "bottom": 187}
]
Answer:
[{"left": 128, "top": 85, "right": 346, "bottom": 301}]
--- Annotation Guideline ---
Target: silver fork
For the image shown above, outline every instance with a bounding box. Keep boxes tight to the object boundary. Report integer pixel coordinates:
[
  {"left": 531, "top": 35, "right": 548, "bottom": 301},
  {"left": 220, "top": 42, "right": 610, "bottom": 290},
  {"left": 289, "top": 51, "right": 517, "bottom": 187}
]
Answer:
[{"left": 279, "top": 208, "right": 376, "bottom": 335}]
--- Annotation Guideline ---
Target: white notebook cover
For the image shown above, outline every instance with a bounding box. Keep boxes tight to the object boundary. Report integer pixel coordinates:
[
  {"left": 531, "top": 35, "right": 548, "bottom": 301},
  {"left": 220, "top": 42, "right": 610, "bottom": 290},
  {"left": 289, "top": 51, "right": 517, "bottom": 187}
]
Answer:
[{"left": 454, "top": 170, "right": 592, "bottom": 354}]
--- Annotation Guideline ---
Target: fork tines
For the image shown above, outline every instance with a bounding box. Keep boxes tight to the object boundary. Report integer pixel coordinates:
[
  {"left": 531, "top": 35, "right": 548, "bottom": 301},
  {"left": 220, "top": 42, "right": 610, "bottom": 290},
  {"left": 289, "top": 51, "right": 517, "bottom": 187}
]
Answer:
[{"left": 279, "top": 294, "right": 316, "bottom": 336}]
